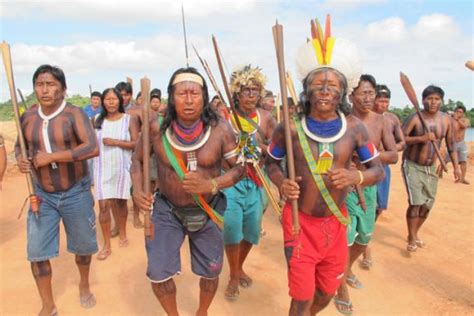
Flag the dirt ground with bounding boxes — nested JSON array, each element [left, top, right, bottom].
[[1, 121, 473, 315]]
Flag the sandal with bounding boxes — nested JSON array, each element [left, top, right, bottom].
[[239, 275, 253, 288], [359, 258, 372, 270], [224, 283, 240, 300], [407, 242, 418, 252], [415, 240, 426, 248], [119, 238, 129, 248], [96, 248, 111, 260], [80, 293, 96, 309], [334, 298, 353, 315], [346, 275, 363, 289]]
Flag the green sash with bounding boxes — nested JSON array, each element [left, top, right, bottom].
[[294, 118, 350, 226], [161, 134, 224, 229]]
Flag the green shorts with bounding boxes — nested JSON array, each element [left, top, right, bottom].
[[401, 159, 438, 209], [345, 185, 377, 246]]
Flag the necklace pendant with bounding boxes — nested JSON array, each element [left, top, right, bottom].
[[187, 152, 197, 171]]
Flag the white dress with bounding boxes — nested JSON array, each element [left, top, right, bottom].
[[94, 114, 132, 200]]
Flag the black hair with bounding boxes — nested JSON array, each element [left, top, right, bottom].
[[353, 74, 377, 92], [210, 95, 220, 103], [32, 64, 67, 90], [422, 85, 444, 100], [94, 88, 124, 130], [91, 91, 102, 98], [115, 81, 133, 94], [300, 67, 351, 116], [150, 88, 162, 101], [375, 84, 391, 99], [136, 92, 142, 99], [160, 67, 217, 133], [455, 105, 466, 113]]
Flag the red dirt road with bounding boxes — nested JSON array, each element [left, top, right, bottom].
[[1, 121, 473, 315]]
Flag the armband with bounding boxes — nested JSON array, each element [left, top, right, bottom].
[[357, 142, 379, 164]]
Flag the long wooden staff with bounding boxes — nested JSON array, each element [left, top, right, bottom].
[[272, 22, 300, 234], [192, 45, 226, 107], [286, 71, 299, 106], [400, 72, 447, 172], [211, 35, 243, 131], [212, 35, 282, 215], [17, 88, 28, 114], [140, 77, 153, 239], [1, 41, 39, 215]]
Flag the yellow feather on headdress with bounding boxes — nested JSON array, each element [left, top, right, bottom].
[[230, 64, 267, 96]]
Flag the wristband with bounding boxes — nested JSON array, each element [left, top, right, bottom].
[[357, 170, 364, 185], [210, 179, 219, 195]]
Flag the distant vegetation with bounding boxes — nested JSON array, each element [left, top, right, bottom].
[[0, 93, 472, 126]]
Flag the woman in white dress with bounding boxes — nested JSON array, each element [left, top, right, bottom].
[[93, 88, 138, 260]]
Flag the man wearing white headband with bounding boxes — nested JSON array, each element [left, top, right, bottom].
[[131, 67, 243, 316], [266, 16, 384, 315]]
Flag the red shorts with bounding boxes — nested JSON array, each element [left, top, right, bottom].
[[282, 203, 348, 301]]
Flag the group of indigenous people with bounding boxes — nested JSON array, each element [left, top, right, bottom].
[[12, 14, 468, 316]]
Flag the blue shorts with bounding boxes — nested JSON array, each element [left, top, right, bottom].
[[376, 165, 391, 210], [27, 176, 98, 262], [223, 179, 264, 245], [146, 194, 224, 282]]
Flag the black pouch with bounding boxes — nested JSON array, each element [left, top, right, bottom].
[[171, 192, 227, 232]]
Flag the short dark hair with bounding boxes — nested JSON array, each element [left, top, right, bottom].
[[150, 88, 162, 101], [91, 91, 102, 98], [422, 85, 444, 100], [264, 90, 274, 98], [353, 74, 376, 92], [115, 81, 133, 94], [210, 95, 220, 103], [455, 105, 466, 113], [376, 84, 391, 99], [136, 91, 142, 99], [32, 64, 67, 90]]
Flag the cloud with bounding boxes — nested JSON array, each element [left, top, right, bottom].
[[368, 17, 407, 42], [413, 14, 461, 40], [1, 0, 260, 23]]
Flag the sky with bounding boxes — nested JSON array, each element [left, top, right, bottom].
[[0, 0, 473, 109]]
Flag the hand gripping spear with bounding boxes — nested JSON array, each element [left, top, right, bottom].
[[1, 41, 40, 217], [212, 36, 282, 216], [140, 77, 153, 239], [400, 72, 448, 172], [272, 22, 300, 235]]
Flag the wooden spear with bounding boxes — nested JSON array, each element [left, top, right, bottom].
[[140, 77, 153, 239], [272, 22, 300, 234], [211, 35, 243, 131], [400, 72, 447, 172], [1, 41, 39, 215]]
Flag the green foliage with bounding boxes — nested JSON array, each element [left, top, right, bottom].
[[389, 105, 415, 123], [0, 93, 91, 121]]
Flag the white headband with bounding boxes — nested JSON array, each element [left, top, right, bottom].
[[172, 73, 203, 86]]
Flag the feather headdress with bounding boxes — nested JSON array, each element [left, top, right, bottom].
[[230, 64, 267, 96], [296, 15, 362, 94]]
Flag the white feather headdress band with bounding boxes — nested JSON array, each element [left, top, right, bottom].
[[295, 18, 362, 94]]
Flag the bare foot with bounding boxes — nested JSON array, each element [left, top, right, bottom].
[[111, 227, 119, 238], [119, 238, 129, 248], [460, 179, 470, 185]]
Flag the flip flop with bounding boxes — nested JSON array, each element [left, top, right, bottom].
[[224, 283, 240, 301], [96, 248, 111, 260], [359, 258, 372, 270], [407, 242, 418, 252], [334, 298, 353, 315], [119, 238, 129, 248], [239, 275, 253, 288], [80, 293, 96, 309], [346, 275, 363, 289], [415, 240, 426, 248]]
